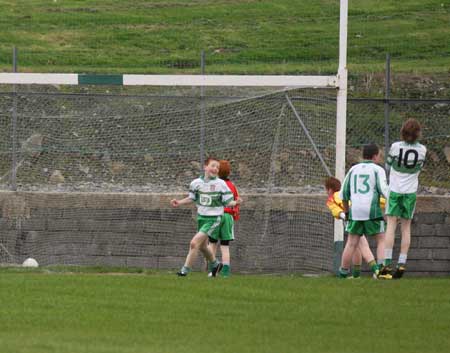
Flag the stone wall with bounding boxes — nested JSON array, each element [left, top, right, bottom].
[[0, 191, 448, 276], [382, 196, 450, 276]]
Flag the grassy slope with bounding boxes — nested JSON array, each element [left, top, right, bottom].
[[0, 0, 448, 74], [1, 271, 450, 353]]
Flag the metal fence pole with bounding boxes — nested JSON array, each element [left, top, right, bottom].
[[11, 46, 18, 191], [384, 53, 391, 173], [199, 50, 206, 170]]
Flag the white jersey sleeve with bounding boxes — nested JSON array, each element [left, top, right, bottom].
[[376, 166, 389, 199], [188, 178, 201, 201]]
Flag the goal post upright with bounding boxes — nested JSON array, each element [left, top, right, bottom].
[[333, 0, 349, 275]]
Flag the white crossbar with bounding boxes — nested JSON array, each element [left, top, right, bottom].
[[124, 75, 338, 87], [0, 73, 337, 88]]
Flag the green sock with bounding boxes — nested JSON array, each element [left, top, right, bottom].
[[384, 258, 392, 266], [221, 264, 230, 277], [352, 265, 361, 278], [368, 260, 379, 274]]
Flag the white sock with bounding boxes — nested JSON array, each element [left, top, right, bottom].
[[398, 253, 407, 264], [385, 248, 393, 260]]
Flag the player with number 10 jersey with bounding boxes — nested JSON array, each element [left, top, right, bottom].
[[386, 141, 426, 219], [381, 118, 427, 279], [387, 141, 427, 195]]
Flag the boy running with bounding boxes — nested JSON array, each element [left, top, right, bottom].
[[171, 157, 242, 277], [382, 118, 427, 279], [338, 144, 390, 279]]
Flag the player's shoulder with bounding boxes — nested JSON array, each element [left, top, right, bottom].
[[225, 179, 237, 187], [348, 161, 369, 174], [214, 177, 227, 185], [417, 142, 427, 152], [373, 163, 386, 173], [400, 140, 426, 150], [388, 141, 400, 151], [190, 177, 203, 187], [412, 142, 427, 155], [332, 191, 342, 202], [347, 163, 360, 173], [216, 178, 230, 189]]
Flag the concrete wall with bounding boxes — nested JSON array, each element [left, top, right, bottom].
[[0, 191, 448, 276]]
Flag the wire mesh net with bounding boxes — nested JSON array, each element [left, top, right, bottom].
[[0, 84, 337, 272]]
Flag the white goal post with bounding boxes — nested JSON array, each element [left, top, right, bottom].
[[0, 1, 348, 273]]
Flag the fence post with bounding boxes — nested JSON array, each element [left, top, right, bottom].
[[11, 46, 18, 191], [199, 50, 206, 170], [384, 53, 391, 173]]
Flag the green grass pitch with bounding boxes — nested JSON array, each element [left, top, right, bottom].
[[1, 269, 449, 353]]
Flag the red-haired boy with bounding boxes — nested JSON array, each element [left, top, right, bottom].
[[208, 160, 241, 278]]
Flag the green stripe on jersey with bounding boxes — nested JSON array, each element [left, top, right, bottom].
[[342, 171, 352, 201]]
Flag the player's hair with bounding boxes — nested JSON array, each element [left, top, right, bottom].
[[204, 157, 219, 166], [324, 176, 341, 192], [362, 143, 379, 159], [218, 160, 231, 179], [400, 118, 421, 143]]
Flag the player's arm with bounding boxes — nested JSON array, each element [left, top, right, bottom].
[[171, 181, 197, 207], [233, 186, 241, 220], [380, 197, 386, 211], [376, 168, 389, 198], [386, 144, 395, 167], [338, 172, 351, 219], [326, 198, 346, 220], [228, 197, 242, 207], [342, 200, 349, 215], [339, 170, 352, 202], [225, 190, 242, 207], [170, 197, 193, 207], [222, 182, 242, 207]]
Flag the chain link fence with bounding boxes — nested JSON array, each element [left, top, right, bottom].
[[347, 98, 450, 191], [0, 84, 448, 192]]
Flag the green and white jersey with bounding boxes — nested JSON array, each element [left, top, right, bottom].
[[340, 161, 389, 221], [189, 176, 234, 216], [387, 141, 427, 193]]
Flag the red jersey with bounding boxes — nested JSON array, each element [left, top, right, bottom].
[[224, 179, 240, 221]]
